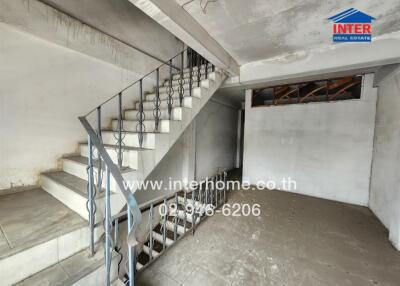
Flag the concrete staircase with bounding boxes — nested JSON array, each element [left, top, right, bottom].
[[1, 65, 226, 285]]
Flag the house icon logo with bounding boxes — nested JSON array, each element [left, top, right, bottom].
[[328, 8, 376, 42]]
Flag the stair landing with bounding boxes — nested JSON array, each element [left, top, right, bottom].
[[0, 188, 85, 258]]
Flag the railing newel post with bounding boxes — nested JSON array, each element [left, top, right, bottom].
[[104, 166, 111, 286], [163, 198, 167, 250], [87, 136, 95, 256], [149, 204, 153, 261], [118, 92, 123, 168]]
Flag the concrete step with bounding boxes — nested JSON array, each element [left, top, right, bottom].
[[62, 155, 133, 192], [0, 189, 99, 286], [111, 119, 171, 133], [101, 130, 157, 149], [145, 86, 203, 101], [142, 245, 160, 259], [158, 78, 210, 94], [125, 107, 184, 121], [41, 171, 104, 220], [137, 262, 144, 271], [165, 220, 185, 236], [80, 143, 147, 170], [176, 209, 201, 225], [152, 231, 174, 247], [165, 71, 218, 87], [15, 243, 119, 286], [135, 96, 196, 110]]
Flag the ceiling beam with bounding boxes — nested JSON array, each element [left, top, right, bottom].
[[128, 0, 240, 75]]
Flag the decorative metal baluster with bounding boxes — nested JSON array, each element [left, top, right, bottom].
[[127, 204, 135, 286], [192, 188, 196, 235], [205, 61, 208, 79], [104, 166, 112, 286], [183, 189, 187, 234], [219, 173, 223, 205], [153, 68, 161, 132], [178, 52, 185, 107], [114, 217, 119, 250], [87, 136, 95, 256], [197, 54, 202, 87], [163, 198, 167, 250], [215, 175, 218, 207], [166, 59, 174, 120], [189, 49, 193, 97], [117, 93, 123, 168], [136, 79, 145, 149], [97, 106, 102, 193], [212, 64, 215, 73], [149, 204, 153, 261], [173, 193, 178, 241], [224, 171, 227, 203], [205, 180, 208, 206]]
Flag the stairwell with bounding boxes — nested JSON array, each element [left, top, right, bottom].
[[0, 50, 227, 285]]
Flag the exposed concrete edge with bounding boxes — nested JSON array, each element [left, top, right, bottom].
[[224, 32, 400, 88], [374, 64, 400, 87], [127, 0, 240, 76], [0, 0, 161, 76]]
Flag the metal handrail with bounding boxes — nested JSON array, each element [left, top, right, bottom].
[[84, 48, 188, 117], [79, 46, 214, 286]]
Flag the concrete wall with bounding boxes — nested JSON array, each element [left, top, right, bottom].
[[195, 99, 238, 179], [243, 74, 377, 206], [135, 97, 239, 204], [0, 22, 155, 190], [370, 68, 400, 250]]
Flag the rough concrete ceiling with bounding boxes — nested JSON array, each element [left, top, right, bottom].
[[176, 0, 400, 65]]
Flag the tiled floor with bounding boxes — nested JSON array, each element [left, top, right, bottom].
[[0, 188, 85, 257], [137, 186, 400, 285]]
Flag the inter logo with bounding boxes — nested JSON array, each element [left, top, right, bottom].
[[328, 8, 376, 42]]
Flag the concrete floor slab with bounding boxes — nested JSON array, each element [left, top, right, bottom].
[[138, 187, 400, 285], [0, 188, 85, 256]]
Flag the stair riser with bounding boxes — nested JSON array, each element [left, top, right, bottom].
[[62, 159, 118, 191], [69, 255, 119, 286], [1, 226, 101, 286], [101, 132, 156, 149], [158, 79, 209, 94], [166, 220, 185, 235], [111, 120, 170, 133], [166, 72, 217, 86], [143, 245, 160, 259], [125, 108, 182, 121], [145, 87, 202, 101], [152, 231, 174, 247], [80, 144, 139, 169], [135, 97, 193, 110], [41, 175, 89, 220]]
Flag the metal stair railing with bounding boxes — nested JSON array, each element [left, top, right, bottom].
[[79, 47, 215, 286], [110, 171, 228, 285]]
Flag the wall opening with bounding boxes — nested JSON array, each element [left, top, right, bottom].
[[251, 75, 363, 107]]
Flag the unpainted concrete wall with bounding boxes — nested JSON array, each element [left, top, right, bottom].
[[370, 68, 400, 250], [0, 23, 151, 189], [135, 97, 239, 204], [243, 74, 377, 206]]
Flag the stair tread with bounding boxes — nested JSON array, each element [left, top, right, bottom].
[[79, 142, 153, 152], [42, 171, 105, 198], [15, 243, 116, 286], [124, 106, 188, 112], [63, 155, 133, 173]]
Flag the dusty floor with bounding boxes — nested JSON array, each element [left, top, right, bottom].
[[0, 188, 85, 258], [137, 182, 400, 285]]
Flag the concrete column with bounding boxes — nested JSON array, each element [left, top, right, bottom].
[[181, 121, 197, 186]]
